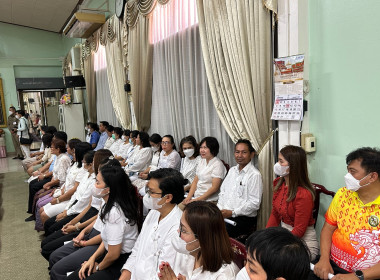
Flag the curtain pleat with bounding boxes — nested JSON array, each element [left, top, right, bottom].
[[197, 0, 274, 229]]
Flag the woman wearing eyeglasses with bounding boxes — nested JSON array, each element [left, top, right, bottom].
[[119, 168, 186, 280], [158, 201, 239, 280], [157, 135, 181, 171]]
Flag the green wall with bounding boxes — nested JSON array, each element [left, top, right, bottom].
[[308, 1, 380, 232], [0, 22, 80, 152]]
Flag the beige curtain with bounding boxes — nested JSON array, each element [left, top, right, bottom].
[[103, 16, 131, 129], [197, 0, 276, 229], [124, 0, 155, 131], [82, 35, 100, 123]]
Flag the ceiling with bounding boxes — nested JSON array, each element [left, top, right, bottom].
[[0, 0, 81, 33]]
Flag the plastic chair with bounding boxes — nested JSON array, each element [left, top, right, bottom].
[[229, 238, 247, 269], [312, 183, 335, 226]]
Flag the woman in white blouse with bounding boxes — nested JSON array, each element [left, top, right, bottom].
[[67, 164, 141, 280], [159, 201, 239, 280], [157, 135, 181, 171], [124, 131, 153, 181], [179, 136, 201, 191], [109, 127, 124, 155], [103, 125, 115, 150], [16, 109, 31, 158], [114, 129, 132, 160], [183, 137, 226, 205], [39, 142, 93, 225]]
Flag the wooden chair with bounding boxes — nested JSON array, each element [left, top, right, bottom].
[[221, 159, 230, 173], [312, 183, 335, 226], [229, 238, 247, 269]]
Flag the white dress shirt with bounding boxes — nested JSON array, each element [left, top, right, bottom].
[[100, 203, 139, 254], [157, 150, 181, 171], [109, 139, 124, 155], [217, 163, 263, 217], [235, 267, 250, 280], [194, 157, 226, 202], [173, 253, 239, 280], [122, 206, 182, 280], [65, 172, 96, 216], [180, 156, 201, 185], [104, 137, 115, 150], [149, 150, 161, 172], [125, 147, 153, 175], [117, 142, 132, 159]]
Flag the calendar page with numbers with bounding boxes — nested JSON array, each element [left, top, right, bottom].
[[271, 55, 304, 121]]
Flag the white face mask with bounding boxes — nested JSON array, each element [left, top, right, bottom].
[[344, 172, 371, 192], [143, 193, 165, 210], [151, 146, 159, 152], [183, 149, 195, 158], [274, 162, 289, 176], [9, 110, 13, 115], [171, 234, 200, 255], [91, 186, 109, 198], [15, 115, 20, 119], [122, 135, 126, 141]]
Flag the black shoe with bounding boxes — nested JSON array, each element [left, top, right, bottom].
[[18, 156, 25, 160], [25, 215, 35, 222], [12, 156, 19, 159]]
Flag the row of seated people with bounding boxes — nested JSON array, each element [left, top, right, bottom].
[[21, 122, 380, 279]]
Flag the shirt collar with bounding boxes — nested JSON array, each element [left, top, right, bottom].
[[349, 189, 380, 207], [236, 162, 253, 174]]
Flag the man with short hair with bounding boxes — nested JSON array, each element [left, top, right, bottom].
[[313, 147, 380, 280], [94, 121, 109, 151], [7, 106, 23, 159], [217, 139, 263, 238]]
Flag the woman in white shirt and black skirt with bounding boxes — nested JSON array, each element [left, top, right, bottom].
[[67, 162, 141, 280]]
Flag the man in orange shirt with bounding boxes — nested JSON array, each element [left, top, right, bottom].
[[313, 147, 380, 280]]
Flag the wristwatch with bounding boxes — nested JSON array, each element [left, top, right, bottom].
[[96, 265, 99, 271], [231, 210, 236, 218], [355, 270, 364, 280]]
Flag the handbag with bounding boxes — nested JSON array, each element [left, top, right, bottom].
[[19, 118, 33, 145]]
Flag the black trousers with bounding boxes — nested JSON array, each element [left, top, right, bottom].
[[28, 177, 51, 213], [225, 215, 257, 238], [41, 207, 99, 259], [308, 255, 350, 280], [66, 251, 130, 280]]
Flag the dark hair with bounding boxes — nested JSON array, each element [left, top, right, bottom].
[[51, 139, 67, 154], [124, 129, 131, 136], [138, 131, 150, 148], [113, 127, 123, 138], [99, 165, 142, 231], [184, 201, 233, 272], [46, 126, 57, 134], [162, 134, 177, 150], [68, 138, 81, 150], [106, 125, 114, 133], [89, 122, 99, 131], [131, 130, 139, 139], [9, 106, 16, 111], [53, 131, 68, 143], [42, 133, 53, 148], [99, 158, 121, 168], [83, 151, 95, 165], [40, 125, 48, 133], [93, 149, 113, 174], [180, 135, 199, 158], [200, 137, 219, 157], [236, 139, 255, 153], [246, 227, 310, 280], [74, 142, 92, 168], [148, 168, 186, 204], [86, 122, 91, 126], [346, 147, 380, 180], [16, 109, 25, 116], [149, 133, 162, 144], [99, 121, 109, 127], [275, 145, 315, 201]]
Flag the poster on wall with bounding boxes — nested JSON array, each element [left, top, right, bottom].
[[271, 54, 304, 121]]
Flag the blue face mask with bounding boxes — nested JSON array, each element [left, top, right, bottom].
[[69, 154, 74, 160], [129, 139, 133, 144]]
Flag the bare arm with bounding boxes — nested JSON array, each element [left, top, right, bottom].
[[313, 222, 336, 279]]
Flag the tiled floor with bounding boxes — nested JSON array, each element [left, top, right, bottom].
[[0, 156, 25, 173]]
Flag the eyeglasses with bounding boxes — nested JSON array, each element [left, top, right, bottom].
[[145, 186, 162, 197], [179, 223, 197, 238], [161, 141, 172, 146]]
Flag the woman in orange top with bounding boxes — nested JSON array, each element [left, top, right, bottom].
[[266, 145, 318, 260]]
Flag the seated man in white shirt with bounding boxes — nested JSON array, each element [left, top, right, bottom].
[[119, 168, 187, 280], [217, 139, 263, 238]]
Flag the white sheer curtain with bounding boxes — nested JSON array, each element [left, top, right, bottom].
[[94, 45, 121, 127], [149, 0, 234, 165]]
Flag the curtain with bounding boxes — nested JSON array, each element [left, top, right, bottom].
[[149, 0, 235, 165], [94, 45, 121, 127], [104, 16, 131, 129], [197, 0, 275, 229], [127, 14, 153, 131]]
